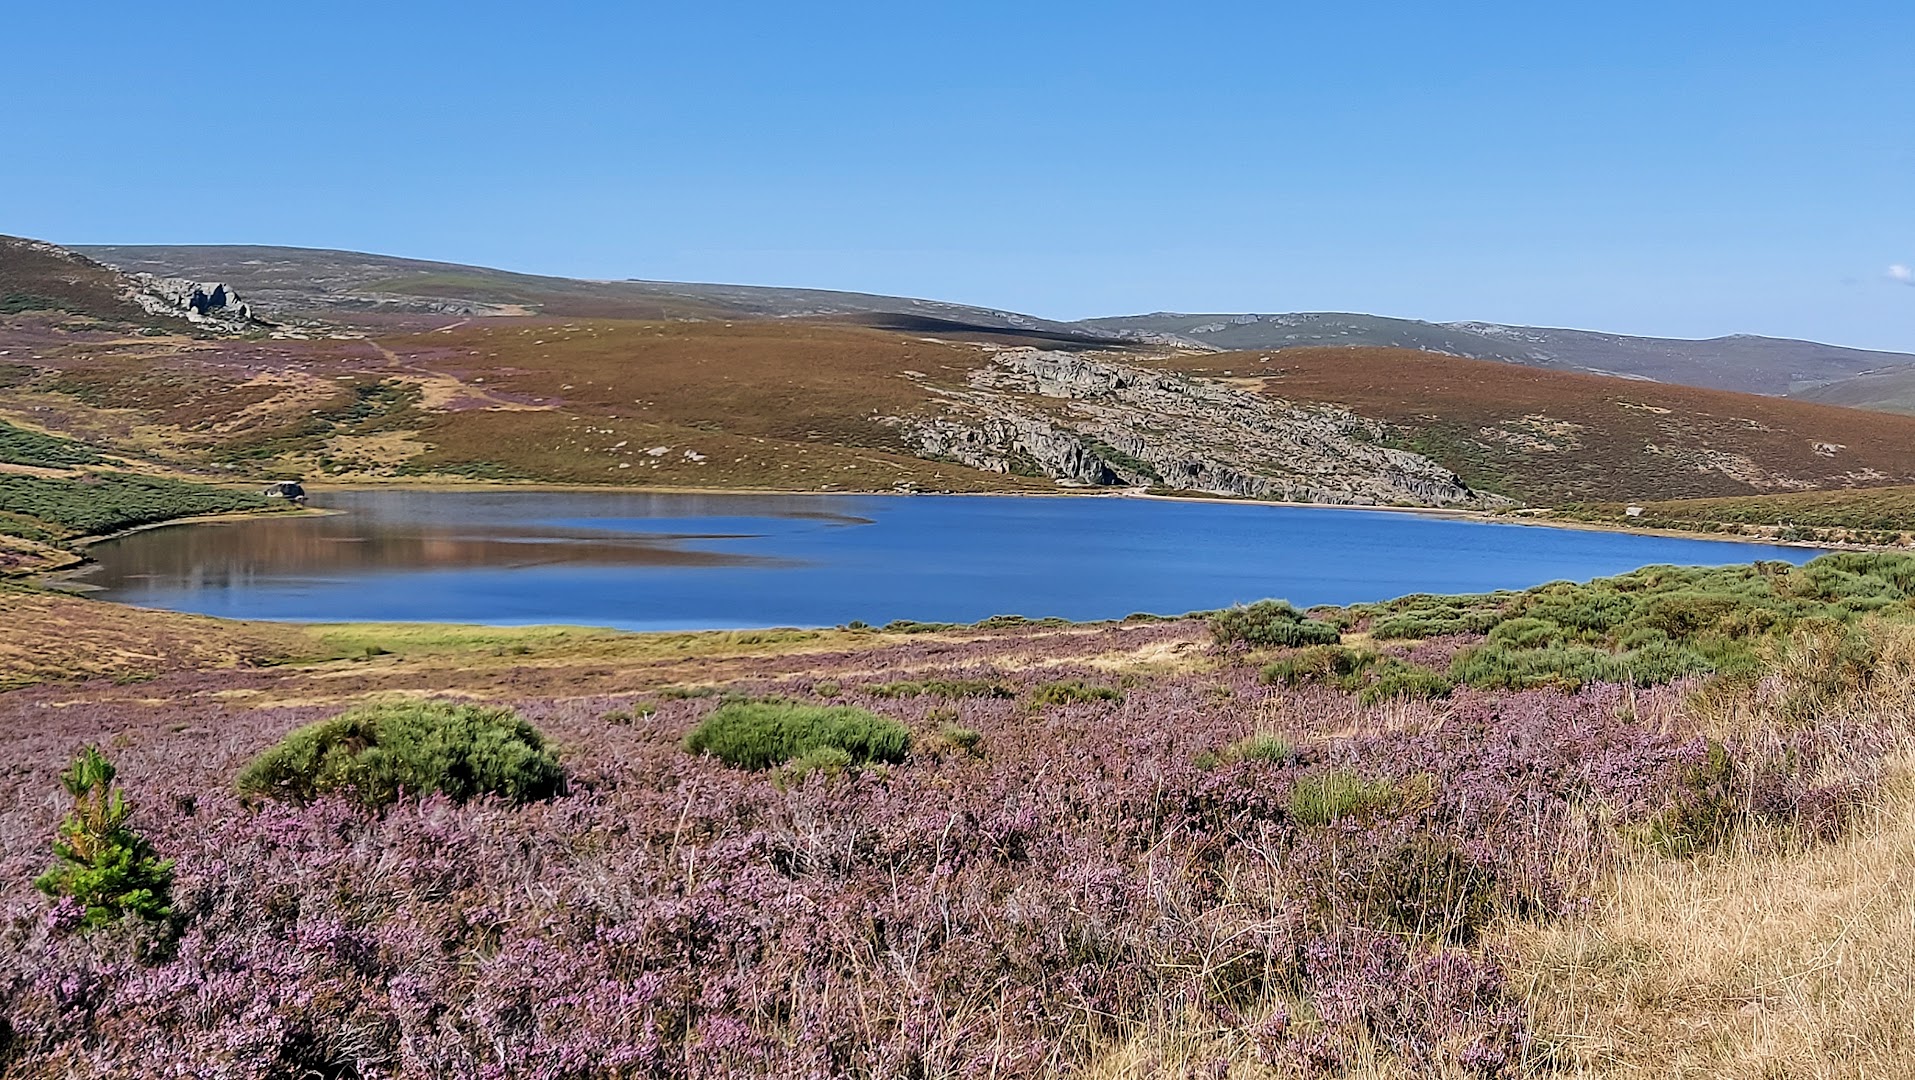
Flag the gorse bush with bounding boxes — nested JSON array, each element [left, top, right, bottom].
[[684, 700, 911, 770], [1209, 600, 1341, 648], [937, 724, 984, 754], [36, 747, 175, 931], [237, 700, 565, 810]]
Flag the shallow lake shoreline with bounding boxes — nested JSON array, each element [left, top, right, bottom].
[[168, 476, 1878, 552]]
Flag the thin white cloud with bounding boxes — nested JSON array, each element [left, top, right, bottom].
[[1891, 263, 1915, 285]]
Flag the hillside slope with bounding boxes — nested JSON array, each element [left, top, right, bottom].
[[1076, 311, 1915, 395], [77, 244, 1915, 396], [3, 237, 1912, 518], [76, 244, 1114, 346], [0, 235, 185, 329], [1788, 367, 1915, 416], [1138, 347, 1915, 504]]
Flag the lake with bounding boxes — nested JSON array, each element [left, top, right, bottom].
[[81, 490, 1823, 630]]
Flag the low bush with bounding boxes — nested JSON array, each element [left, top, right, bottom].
[[867, 678, 1014, 699], [36, 747, 175, 932], [1297, 827, 1501, 944], [1027, 680, 1124, 708], [882, 619, 961, 634], [1261, 645, 1375, 688], [781, 746, 855, 786], [0, 470, 271, 541], [684, 700, 911, 771], [1357, 658, 1455, 705], [656, 685, 721, 700], [1647, 739, 1742, 853], [1209, 600, 1341, 648], [236, 700, 565, 810], [937, 724, 984, 755], [0, 420, 102, 468], [1366, 596, 1506, 639]]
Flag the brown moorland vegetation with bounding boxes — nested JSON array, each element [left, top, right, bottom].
[[0, 316, 1054, 493], [0, 236, 181, 329], [1144, 347, 1915, 504], [1560, 485, 1915, 546]]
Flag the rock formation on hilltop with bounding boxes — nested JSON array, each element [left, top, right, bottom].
[[127, 274, 263, 329]]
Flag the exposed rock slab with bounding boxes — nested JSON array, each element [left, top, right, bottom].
[[896, 349, 1509, 508]]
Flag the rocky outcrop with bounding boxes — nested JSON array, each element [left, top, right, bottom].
[[127, 275, 263, 329], [896, 350, 1510, 508]]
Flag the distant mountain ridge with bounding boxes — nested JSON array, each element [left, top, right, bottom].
[[71, 244, 1915, 397], [1070, 312, 1915, 396]]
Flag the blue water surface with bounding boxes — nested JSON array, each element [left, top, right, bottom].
[[84, 490, 1824, 630]]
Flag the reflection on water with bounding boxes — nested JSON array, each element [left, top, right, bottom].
[[82, 491, 852, 590], [84, 489, 1827, 631]]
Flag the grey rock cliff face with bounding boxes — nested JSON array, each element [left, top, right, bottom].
[[897, 349, 1508, 508], [127, 275, 259, 327]]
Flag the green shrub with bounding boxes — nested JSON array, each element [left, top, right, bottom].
[[1027, 680, 1124, 708], [867, 678, 1014, 699], [237, 700, 565, 810], [1261, 645, 1376, 688], [1486, 616, 1557, 648], [1227, 733, 1297, 765], [35, 747, 175, 931], [938, 724, 985, 755], [782, 745, 854, 785], [0, 471, 272, 541], [1366, 596, 1507, 640], [1647, 740, 1743, 853], [0, 420, 103, 468], [1209, 600, 1341, 648], [1357, 659, 1455, 704], [882, 619, 960, 634], [684, 700, 911, 770], [1290, 770, 1398, 826], [810, 680, 842, 698]]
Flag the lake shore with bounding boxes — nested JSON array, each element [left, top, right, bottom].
[[244, 476, 1870, 551]]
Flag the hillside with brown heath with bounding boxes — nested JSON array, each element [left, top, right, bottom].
[[11, 229, 1915, 513], [1142, 346, 1915, 504]]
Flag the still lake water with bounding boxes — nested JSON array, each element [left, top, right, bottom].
[[83, 490, 1823, 631]]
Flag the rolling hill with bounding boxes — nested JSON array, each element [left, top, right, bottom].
[[1075, 312, 1915, 396], [8, 234, 1915, 544], [74, 244, 1116, 346], [75, 244, 1915, 396], [1787, 366, 1915, 416]]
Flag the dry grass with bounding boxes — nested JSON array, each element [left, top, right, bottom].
[[1507, 756, 1915, 1079], [0, 587, 308, 689]]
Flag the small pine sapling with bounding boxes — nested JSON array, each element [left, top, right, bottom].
[[36, 746, 175, 931]]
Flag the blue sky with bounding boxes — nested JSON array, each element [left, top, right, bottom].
[[7, 2, 1912, 349]]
